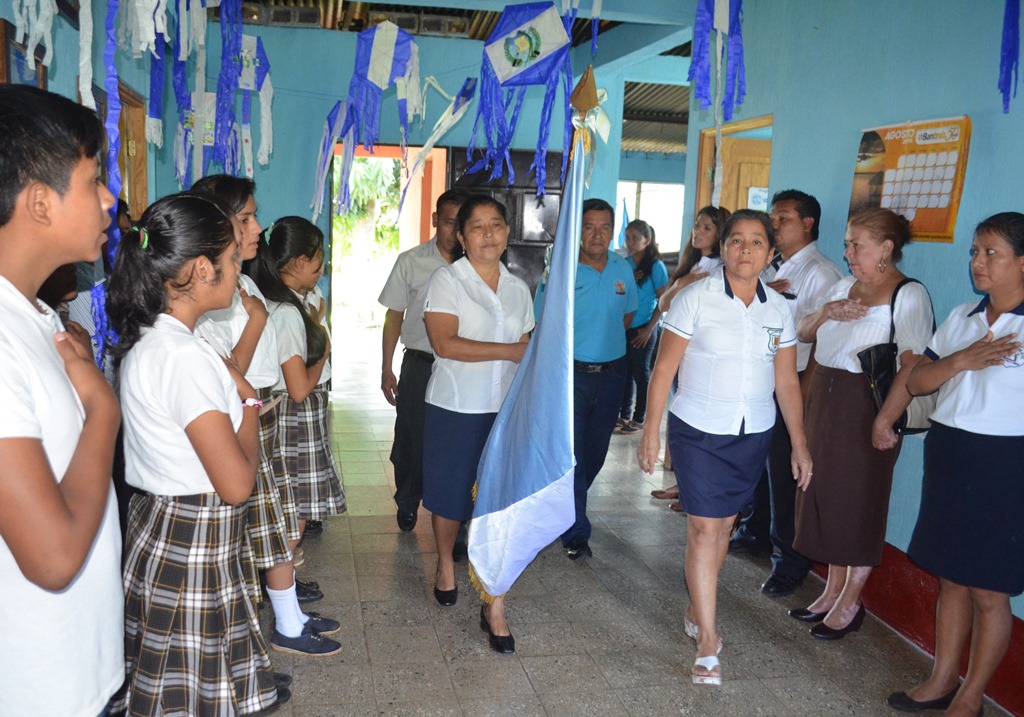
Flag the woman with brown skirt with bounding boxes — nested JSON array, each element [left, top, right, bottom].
[[792, 209, 934, 639]]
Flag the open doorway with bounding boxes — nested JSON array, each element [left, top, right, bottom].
[[694, 114, 773, 215], [327, 145, 447, 385]]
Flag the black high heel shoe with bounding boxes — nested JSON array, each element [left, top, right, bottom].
[[433, 584, 457, 607], [479, 604, 515, 654], [810, 603, 865, 640], [788, 607, 827, 623]]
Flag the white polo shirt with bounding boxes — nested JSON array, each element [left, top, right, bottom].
[[305, 286, 331, 385], [695, 255, 723, 275], [0, 275, 123, 717], [664, 267, 796, 435], [196, 274, 281, 390], [269, 297, 329, 392], [813, 277, 934, 373], [121, 314, 244, 495], [423, 258, 535, 414], [766, 242, 843, 371], [378, 237, 449, 353], [926, 298, 1024, 436]]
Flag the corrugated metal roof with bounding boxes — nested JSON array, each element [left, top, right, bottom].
[[622, 83, 688, 154]]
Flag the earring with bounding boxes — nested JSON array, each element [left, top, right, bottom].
[[877, 257, 887, 273]]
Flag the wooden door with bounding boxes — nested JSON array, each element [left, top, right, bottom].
[[718, 138, 771, 211]]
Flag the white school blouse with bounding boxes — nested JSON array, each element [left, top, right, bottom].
[[195, 274, 281, 390], [812, 276, 934, 373], [121, 314, 244, 495], [0, 275, 123, 717], [305, 285, 331, 385], [926, 298, 1024, 436], [423, 258, 535, 414], [268, 298, 317, 393], [663, 268, 796, 435]]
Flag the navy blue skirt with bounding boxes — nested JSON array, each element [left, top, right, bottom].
[[422, 404, 497, 521], [908, 422, 1024, 595], [669, 413, 773, 518]]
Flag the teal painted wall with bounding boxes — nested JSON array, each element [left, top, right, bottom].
[[619, 152, 686, 184], [683, 0, 1023, 615]]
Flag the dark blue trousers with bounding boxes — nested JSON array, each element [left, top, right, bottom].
[[620, 325, 660, 423], [562, 357, 626, 546]]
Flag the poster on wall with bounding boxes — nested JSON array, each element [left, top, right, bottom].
[[849, 116, 971, 243]]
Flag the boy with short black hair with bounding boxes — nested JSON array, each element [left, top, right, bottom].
[[0, 84, 124, 716]]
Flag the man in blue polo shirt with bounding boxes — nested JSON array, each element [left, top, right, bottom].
[[536, 198, 637, 559]]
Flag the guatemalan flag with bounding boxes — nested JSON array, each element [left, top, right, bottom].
[[467, 132, 585, 598], [467, 1, 573, 193]]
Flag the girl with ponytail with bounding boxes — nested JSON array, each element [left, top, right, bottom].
[[106, 192, 282, 716], [248, 216, 346, 550], [192, 175, 341, 660]]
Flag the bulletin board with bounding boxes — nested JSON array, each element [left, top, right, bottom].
[[849, 116, 971, 243]]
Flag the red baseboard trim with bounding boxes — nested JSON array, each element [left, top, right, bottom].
[[812, 544, 1024, 716]]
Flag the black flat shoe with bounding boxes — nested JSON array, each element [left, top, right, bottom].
[[479, 605, 515, 654], [810, 603, 865, 640], [788, 607, 827, 623], [433, 584, 457, 607], [886, 685, 959, 712], [295, 579, 324, 604]]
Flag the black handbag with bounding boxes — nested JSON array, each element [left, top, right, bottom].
[[856, 278, 935, 435]]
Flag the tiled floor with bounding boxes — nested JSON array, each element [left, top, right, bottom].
[[262, 325, 1011, 717]]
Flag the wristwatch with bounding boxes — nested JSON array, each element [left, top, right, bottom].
[[242, 397, 264, 409]]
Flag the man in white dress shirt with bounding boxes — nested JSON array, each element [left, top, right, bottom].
[[734, 190, 844, 598], [379, 189, 469, 532]]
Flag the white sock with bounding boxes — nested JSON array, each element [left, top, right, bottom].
[[267, 584, 307, 638]]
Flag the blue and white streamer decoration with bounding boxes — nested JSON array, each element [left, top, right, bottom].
[[688, 0, 745, 121], [335, 21, 423, 212], [398, 76, 477, 212], [688, 0, 746, 205], [239, 34, 274, 176], [103, 0, 124, 265], [1000, 0, 1020, 113], [147, 34, 166, 147], [466, 1, 573, 194], [212, 0, 243, 172], [310, 100, 346, 223]]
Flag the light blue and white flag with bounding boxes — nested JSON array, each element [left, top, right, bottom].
[[615, 197, 630, 251], [467, 131, 586, 598]]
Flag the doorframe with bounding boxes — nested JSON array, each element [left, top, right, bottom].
[[694, 114, 774, 215]]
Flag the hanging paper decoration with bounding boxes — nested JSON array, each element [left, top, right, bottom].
[[398, 76, 477, 212], [103, 0, 125, 265], [78, 0, 96, 110], [212, 0, 243, 171], [172, 52, 193, 187], [147, 34, 166, 148], [12, 0, 57, 70], [567, 65, 609, 186], [335, 20, 423, 212], [239, 34, 274, 176], [590, 0, 602, 56], [1000, 0, 1020, 113], [466, 1, 573, 194], [310, 100, 346, 223], [688, 0, 746, 121]]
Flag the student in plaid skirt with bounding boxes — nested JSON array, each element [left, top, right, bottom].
[[249, 218, 346, 541], [107, 193, 282, 715], [193, 176, 341, 658]]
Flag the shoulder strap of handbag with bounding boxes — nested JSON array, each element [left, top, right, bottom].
[[887, 277, 935, 343]]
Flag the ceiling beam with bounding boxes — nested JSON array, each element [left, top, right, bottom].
[[358, 0, 691, 26], [576, 23, 693, 77], [625, 55, 691, 86]]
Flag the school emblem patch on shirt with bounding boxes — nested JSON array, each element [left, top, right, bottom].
[[764, 326, 783, 354], [1004, 346, 1024, 368], [614, 280, 626, 295]]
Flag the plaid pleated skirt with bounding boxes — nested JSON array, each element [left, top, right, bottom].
[[277, 383, 345, 520], [120, 492, 278, 717], [246, 386, 293, 571]]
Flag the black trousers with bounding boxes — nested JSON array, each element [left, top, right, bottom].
[[390, 351, 432, 512]]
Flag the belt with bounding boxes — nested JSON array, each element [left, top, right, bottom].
[[574, 360, 614, 373], [406, 349, 434, 364]]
